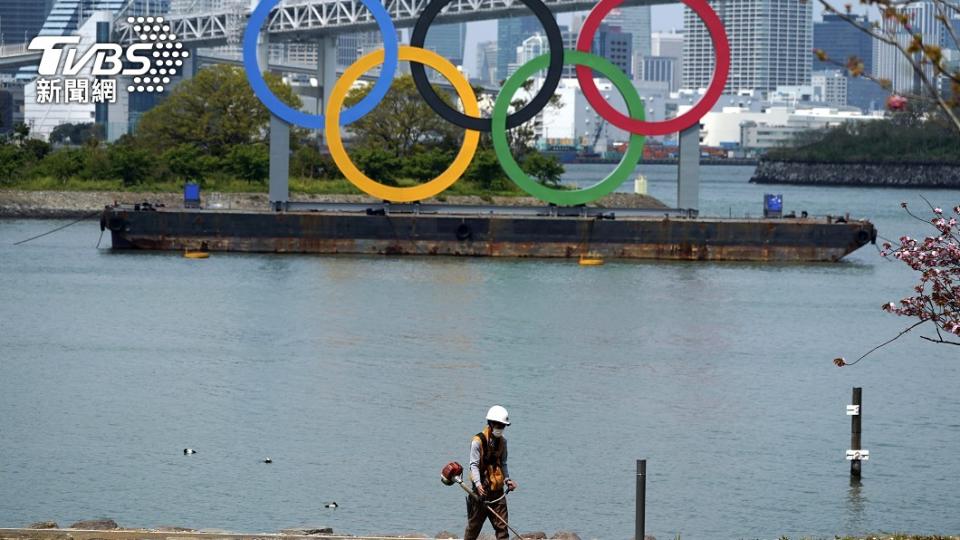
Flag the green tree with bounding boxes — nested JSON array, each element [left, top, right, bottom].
[[40, 148, 85, 182], [521, 152, 564, 187], [12, 122, 30, 145], [49, 123, 104, 146], [136, 65, 301, 156], [291, 145, 325, 179], [352, 147, 401, 185], [767, 120, 960, 163], [465, 148, 511, 191], [341, 75, 462, 159], [402, 148, 455, 182], [163, 143, 222, 183], [21, 138, 51, 162], [108, 136, 158, 186], [0, 144, 24, 185], [226, 144, 269, 183], [80, 143, 110, 181]]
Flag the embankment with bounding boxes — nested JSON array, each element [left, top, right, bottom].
[[0, 526, 588, 540], [750, 160, 960, 188], [0, 191, 667, 219]]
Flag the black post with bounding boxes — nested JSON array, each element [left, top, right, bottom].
[[636, 459, 646, 540], [851, 387, 862, 477]]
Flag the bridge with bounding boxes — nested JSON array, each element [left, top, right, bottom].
[[113, 0, 673, 46]]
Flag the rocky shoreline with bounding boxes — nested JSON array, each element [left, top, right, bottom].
[[1, 521, 594, 540], [3, 523, 956, 540], [750, 160, 960, 188], [0, 190, 667, 219]]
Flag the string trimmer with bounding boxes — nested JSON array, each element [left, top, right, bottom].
[[440, 461, 522, 538]]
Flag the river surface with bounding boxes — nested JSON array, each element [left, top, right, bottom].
[[2, 165, 960, 539]]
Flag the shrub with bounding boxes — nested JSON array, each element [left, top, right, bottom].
[[401, 148, 454, 183], [108, 139, 157, 186], [521, 152, 564, 187], [226, 144, 269, 183], [465, 149, 511, 191], [41, 148, 86, 183], [353, 147, 400, 186]]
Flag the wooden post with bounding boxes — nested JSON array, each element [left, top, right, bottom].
[[851, 387, 862, 477], [636, 459, 646, 540]]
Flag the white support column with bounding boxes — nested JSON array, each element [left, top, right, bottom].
[[317, 35, 337, 123], [270, 115, 290, 208], [260, 29, 290, 208], [677, 123, 700, 212]]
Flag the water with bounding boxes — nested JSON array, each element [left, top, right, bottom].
[[2, 166, 960, 539]]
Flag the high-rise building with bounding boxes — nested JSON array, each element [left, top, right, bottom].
[[640, 56, 678, 91], [568, 16, 633, 79], [497, 16, 542, 81], [424, 22, 466, 66], [813, 13, 887, 111], [517, 33, 548, 66], [597, 24, 633, 78], [873, 0, 960, 95], [812, 69, 847, 106], [683, 0, 812, 92], [16, 0, 136, 81], [606, 5, 651, 71], [475, 40, 497, 84], [651, 31, 683, 88], [0, 1, 55, 46], [36, 0, 127, 37]]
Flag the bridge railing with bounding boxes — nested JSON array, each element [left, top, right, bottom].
[[0, 43, 29, 59], [113, 0, 662, 45]]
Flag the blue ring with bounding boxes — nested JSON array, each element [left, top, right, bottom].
[[242, 0, 399, 128]]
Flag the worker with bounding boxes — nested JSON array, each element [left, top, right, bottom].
[[464, 405, 518, 540]]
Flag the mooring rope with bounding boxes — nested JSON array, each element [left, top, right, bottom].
[[13, 210, 101, 246]]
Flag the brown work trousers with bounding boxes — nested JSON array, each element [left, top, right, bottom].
[[464, 495, 509, 540]]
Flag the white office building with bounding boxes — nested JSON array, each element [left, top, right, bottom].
[[683, 0, 812, 92], [689, 104, 883, 148], [812, 70, 847, 107], [650, 31, 683, 88]]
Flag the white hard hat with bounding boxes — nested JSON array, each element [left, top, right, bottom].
[[486, 405, 510, 425]]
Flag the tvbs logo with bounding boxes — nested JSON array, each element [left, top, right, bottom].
[[31, 36, 153, 77], [29, 16, 187, 98]]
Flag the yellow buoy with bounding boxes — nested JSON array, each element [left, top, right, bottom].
[[579, 253, 604, 266]]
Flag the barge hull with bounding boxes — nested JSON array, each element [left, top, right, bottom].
[[103, 207, 875, 262]]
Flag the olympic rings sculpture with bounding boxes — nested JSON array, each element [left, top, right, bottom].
[[243, 0, 730, 205]]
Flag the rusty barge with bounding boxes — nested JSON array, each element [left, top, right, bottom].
[[100, 202, 876, 262]]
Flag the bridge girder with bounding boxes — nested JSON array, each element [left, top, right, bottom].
[[113, 0, 674, 46]]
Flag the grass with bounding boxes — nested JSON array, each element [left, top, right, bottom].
[[2, 176, 536, 198]]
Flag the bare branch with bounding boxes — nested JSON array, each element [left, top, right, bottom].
[[841, 320, 926, 365], [920, 335, 960, 345]]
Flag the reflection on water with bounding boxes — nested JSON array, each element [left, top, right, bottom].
[[845, 477, 867, 534]]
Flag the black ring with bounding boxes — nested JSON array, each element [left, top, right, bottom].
[[410, 0, 564, 132]]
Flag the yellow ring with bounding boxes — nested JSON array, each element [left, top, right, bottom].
[[326, 46, 480, 202]]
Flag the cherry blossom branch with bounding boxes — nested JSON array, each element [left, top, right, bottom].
[[920, 335, 960, 345], [835, 320, 926, 366]]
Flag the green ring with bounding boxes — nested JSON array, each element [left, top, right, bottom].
[[491, 50, 646, 206]]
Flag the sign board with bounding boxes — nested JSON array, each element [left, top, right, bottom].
[[846, 449, 869, 461], [846, 405, 860, 416]]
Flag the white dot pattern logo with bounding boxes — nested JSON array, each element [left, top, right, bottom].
[[126, 16, 185, 94]]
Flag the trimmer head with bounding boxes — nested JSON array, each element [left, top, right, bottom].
[[440, 461, 464, 486]]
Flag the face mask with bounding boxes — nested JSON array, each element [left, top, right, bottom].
[[492, 428, 503, 438]]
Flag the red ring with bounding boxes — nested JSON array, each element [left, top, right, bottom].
[[575, 0, 730, 136]]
